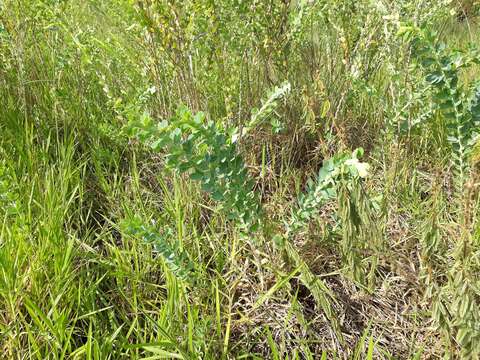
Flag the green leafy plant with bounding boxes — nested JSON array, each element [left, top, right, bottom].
[[285, 149, 377, 286], [125, 97, 376, 340], [278, 148, 373, 342], [400, 25, 480, 191], [237, 81, 291, 139], [122, 218, 195, 282], [284, 148, 370, 241], [398, 24, 480, 357], [126, 106, 261, 230]]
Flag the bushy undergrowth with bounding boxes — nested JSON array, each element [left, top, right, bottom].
[[1, 0, 480, 359]]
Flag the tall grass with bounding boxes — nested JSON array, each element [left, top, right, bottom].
[[1, 0, 480, 358]]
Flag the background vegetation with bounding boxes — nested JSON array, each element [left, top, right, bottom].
[[1, 0, 480, 358]]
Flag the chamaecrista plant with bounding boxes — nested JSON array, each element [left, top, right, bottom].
[[124, 82, 292, 232], [398, 24, 480, 357], [119, 84, 295, 292], [124, 90, 370, 240], [122, 218, 195, 282], [125, 105, 261, 231], [399, 24, 480, 193], [123, 79, 375, 347], [284, 148, 370, 241], [282, 148, 377, 288]]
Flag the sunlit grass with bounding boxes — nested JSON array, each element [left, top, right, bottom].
[[1, 0, 479, 358]]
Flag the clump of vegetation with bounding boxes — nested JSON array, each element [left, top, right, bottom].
[[1, 0, 480, 358]]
